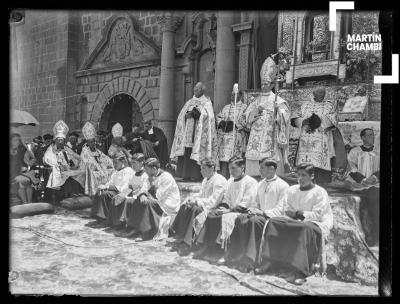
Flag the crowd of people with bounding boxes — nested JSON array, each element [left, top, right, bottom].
[[9, 49, 380, 286]]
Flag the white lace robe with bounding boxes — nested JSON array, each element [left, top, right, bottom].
[[80, 145, 114, 196], [293, 99, 337, 171], [216, 101, 248, 162], [170, 95, 217, 165]]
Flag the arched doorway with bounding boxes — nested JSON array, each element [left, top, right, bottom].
[[99, 93, 143, 135]]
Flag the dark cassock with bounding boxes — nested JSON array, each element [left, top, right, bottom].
[[142, 121, 170, 168], [170, 172, 227, 246], [226, 175, 289, 269], [170, 87, 217, 181], [90, 152, 135, 225], [258, 183, 333, 278], [43, 120, 85, 200], [111, 167, 148, 228], [195, 174, 258, 258], [346, 142, 380, 246], [128, 168, 181, 240]]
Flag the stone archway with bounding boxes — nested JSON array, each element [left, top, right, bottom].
[[98, 93, 144, 134], [89, 76, 155, 129]]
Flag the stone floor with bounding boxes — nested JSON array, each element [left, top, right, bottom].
[[9, 205, 378, 296]]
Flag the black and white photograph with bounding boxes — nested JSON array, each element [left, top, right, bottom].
[[9, 8, 395, 296]]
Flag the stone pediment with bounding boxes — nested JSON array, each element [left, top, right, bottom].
[[79, 14, 161, 72]]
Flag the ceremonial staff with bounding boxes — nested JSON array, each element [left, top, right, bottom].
[[272, 53, 282, 155], [232, 83, 239, 156]]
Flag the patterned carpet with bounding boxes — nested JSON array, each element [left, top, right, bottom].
[[9, 207, 377, 295]]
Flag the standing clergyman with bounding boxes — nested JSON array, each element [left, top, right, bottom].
[[170, 82, 217, 182], [216, 89, 248, 179], [292, 86, 338, 184], [142, 119, 169, 169], [243, 51, 290, 177]]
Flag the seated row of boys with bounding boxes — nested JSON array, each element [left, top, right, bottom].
[[88, 153, 332, 285]]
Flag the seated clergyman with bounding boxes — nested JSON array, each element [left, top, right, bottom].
[[113, 153, 149, 238], [126, 158, 181, 241], [193, 156, 258, 263], [169, 158, 227, 255], [221, 158, 289, 272], [346, 128, 380, 246], [80, 121, 114, 196], [43, 120, 85, 202], [255, 163, 333, 285], [89, 151, 135, 228]]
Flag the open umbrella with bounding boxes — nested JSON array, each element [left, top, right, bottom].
[[11, 109, 40, 127]]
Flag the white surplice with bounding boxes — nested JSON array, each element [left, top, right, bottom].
[[347, 146, 380, 183], [283, 184, 333, 240], [194, 173, 228, 209], [255, 175, 290, 218], [139, 170, 181, 216], [103, 166, 135, 197], [217, 175, 258, 248], [191, 173, 228, 236], [138, 170, 181, 240]]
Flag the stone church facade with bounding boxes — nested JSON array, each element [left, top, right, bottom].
[[10, 10, 381, 148]]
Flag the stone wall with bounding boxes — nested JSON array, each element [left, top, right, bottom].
[[76, 66, 160, 130], [80, 11, 162, 60], [10, 10, 80, 142]]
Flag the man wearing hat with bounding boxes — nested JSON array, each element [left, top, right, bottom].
[[89, 151, 135, 228], [216, 87, 248, 179], [142, 119, 169, 169], [243, 54, 291, 177], [43, 120, 85, 202], [42, 134, 54, 149], [221, 157, 289, 272], [108, 123, 131, 161], [95, 130, 108, 154], [67, 131, 80, 154], [80, 122, 115, 196]]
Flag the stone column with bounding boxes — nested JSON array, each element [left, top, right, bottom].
[[213, 12, 236, 114], [332, 12, 342, 60], [233, 21, 253, 91], [156, 13, 183, 152]]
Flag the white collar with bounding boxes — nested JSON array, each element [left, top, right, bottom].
[[264, 175, 278, 183]]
